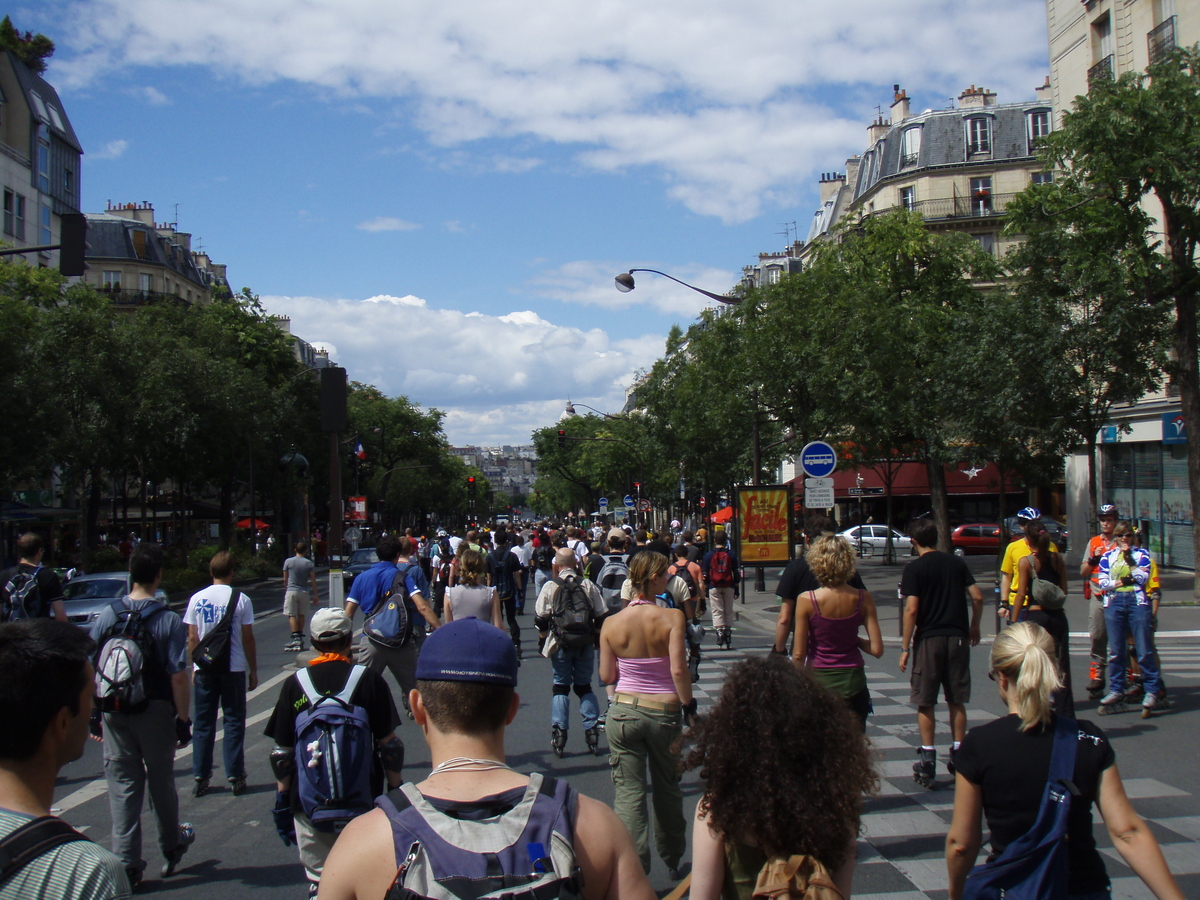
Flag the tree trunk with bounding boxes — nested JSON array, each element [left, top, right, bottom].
[[1085, 433, 1099, 524], [219, 481, 233, 549], [1172, 281, 1200, 599], [926, 446, 951, 554]]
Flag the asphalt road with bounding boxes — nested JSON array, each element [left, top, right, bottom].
[[53, 563, 1200, 899]]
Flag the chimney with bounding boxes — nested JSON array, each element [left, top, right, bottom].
[[1034, 75, 1052, 104], [106, 201, 156, 226], [818, 171, 846, 204], [866, 115, 890, 146], [890, 84, 911, 122], [959, 85, 997, 108]]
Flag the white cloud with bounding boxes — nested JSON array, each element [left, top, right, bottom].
[[88, 139, 128, 160], [49, 0, 1050, 222], [139, 86, 169, 105], [260, 291, 665, 445], [356, 216, 421, 232]]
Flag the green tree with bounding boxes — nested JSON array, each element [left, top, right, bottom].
[[0, 16, 54, 74]]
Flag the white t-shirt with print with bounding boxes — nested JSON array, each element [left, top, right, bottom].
[[183, 584, 256, 672]]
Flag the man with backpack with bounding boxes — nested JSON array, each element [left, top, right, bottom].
[[89, 545, 194, 890], [317, 617, 654, 900], [183, 550, 257, 799], [534, 549, 608, 758], [430, 529, 454, 619], [596, 531, 632, 616], [487, 532, 525, 660], [263, 608, 404, 898], [0, 618, 132, 899], [703, 531, 741, 650], [344, 535, 440, 719], [0, 533, 67, 623], [530, 532, 557, 600]]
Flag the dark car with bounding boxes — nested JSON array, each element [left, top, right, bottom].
[[342, 548, 379, 589], [61, 572, 171, 629], [1003, 516, 1069, 554], [950, 523, 1003, 556]]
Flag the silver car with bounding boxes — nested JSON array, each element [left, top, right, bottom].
[[837, 525, 915, 558], [61, 572, 171, 629]]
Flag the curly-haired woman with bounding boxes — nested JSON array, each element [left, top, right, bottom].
[[599, 550, 693, 878], [442, 549, 503, 629], [685, 655, 876, 899], [791, 534, 883, 729]]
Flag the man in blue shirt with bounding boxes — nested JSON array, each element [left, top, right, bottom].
[[344, 535, 440, 718]]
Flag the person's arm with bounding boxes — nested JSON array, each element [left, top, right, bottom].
[[998, 545, 1014, 618], [900, 594, 918, 671], [945, 772, 984, 900], [573, 795, 657, 900], [1096, 764, 1185, 899], [410, 591, 440, 629], [344, 598, 359, 620], [967, 584, 983, 646], [1013, 556, 1031, 619], [242, 624, 258, 691], [376, 734, 405, 790], [170, 670, 191, 723], [1080, 539, 1095, 579], [690, 807, 726, 900], [50, 599, 67, 622], [282, 564, 290, 591], [490, 587, 504, 630], [859, 591, 884, 658], [598, 621, 617, 685], [187, 623, 200, 664], [668, 612, 692, 705], [790, 593, 813, 665], [773, 598, 794, 654], [309, 567, 319, 597]]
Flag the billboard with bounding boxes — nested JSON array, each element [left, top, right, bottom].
[[735, 484, 794, 566], [347, 496, 368, 522]]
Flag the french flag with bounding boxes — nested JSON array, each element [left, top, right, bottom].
[[354, 440, 367, 461]]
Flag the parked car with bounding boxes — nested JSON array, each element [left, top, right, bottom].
[[838, 525, 915, 556], [1002, 516, 1070, 553], [950, 523, 1004, 556], [61, 572, 171, 629], [342, 547, 379, 589]]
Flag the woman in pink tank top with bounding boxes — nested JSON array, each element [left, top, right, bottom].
[[792, 534, 883, 730], [599, 551, 693, 876]]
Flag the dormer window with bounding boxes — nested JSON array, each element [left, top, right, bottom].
[[966, 117, 991, 155], [1027, 109, 1052, 150], [901, 126, 922, 168]]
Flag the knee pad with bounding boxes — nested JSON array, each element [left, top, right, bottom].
[[573, 683, 593, 699], [552, 683, 572, 697]]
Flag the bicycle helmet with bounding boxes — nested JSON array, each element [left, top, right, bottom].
[[1017, 506, 1040, 521], [1098, 504, 1118, 518]]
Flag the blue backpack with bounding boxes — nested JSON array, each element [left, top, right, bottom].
[[293, 665, 375, 833], [363, 563, 417, 648], [963, 715, 1080, 900]]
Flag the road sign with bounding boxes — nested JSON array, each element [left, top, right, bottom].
[[805, 477, 833, 489], [799, 441, 837, 478], [637, 499, 651, 512], [699, 496, 707, 508], [599, 497, 609, 509], [624, 494, 635, 508], [805, 485, 835, 508]]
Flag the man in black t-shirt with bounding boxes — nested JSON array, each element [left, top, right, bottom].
[[486, 533, 524, 658], [771, 516, 865, 655], [0, 533, 66, 622], [264, 608, 403, 895], [898, 520, 983, 783]]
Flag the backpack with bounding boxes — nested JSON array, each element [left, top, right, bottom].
[[192, 587, 240, 674], [0, 566, 43, 622], [436, 539, 453, 581], [364, 564, 417, 648], [668, 562, 698, 599], [596, 555, 629, 615], [94, 599, 168, 714], [709, 549, 735, 588], [1027, 556, 1067, 612], [550, 577, 596, 651], [294, 665, 376, 833], [489, 549, 516, 599], [752, 854, 844, 900], [962, 715, 1079, 900], [376, 772, 583, 900]]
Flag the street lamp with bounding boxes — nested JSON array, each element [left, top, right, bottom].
[[614, 269, 737, 305], [564, 400, 623, 419]]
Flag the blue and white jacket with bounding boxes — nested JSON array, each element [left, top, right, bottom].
[[1097, 545, 1151, 606]]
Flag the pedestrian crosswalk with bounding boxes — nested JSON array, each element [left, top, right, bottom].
[[689, 636, 1200, 899]]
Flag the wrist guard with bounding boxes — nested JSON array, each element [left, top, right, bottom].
[[174, 717, 192, 746], [379, 737, 405, 774], [683, 698, 698, 718]]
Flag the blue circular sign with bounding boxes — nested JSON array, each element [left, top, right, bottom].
[[624, 494, 635, 508], [599, 497, 609, 508], [799, 441, 837, 478]]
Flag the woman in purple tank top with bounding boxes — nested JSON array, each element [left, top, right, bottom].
[[792, 534, 883, 730]]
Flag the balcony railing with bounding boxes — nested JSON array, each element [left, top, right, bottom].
[[1148, 16, 1177, 65], [1088, 54, 1114, 88], [98, 287, 188, 306], [870, 192, 1016, 222]]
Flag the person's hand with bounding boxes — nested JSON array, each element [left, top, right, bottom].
[[1089, 555, 1102, 567], [969, 626, 981, 647], [1151, 613, 1159, 632], [248, 671, 259, 692], [682, 698, 698, 727], [899, 649, 909, 672], [89, 709, 103, 742], [272, 791, 296, 846], [1121, 575, 1135, 587], [733, 588, 740, 599], [997, 605, 1010, 620], [174, 717, 192, 748]]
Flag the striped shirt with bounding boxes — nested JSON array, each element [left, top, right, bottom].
[[0, 809, 130, 900]]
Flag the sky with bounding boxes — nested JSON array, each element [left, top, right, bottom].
[[29, 0, 1050, 446]]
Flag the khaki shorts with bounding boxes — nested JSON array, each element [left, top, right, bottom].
[[284, 590, 311, 618], [909, 635, 971, 707]]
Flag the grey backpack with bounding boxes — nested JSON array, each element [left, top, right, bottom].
[[1028, 557, 1067, 611]]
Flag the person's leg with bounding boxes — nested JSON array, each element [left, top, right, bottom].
[[502, 593, 520, 653], [138, 702, 183, 858], [917, 706, 937, 746], [574, 648, 600, 730], [944, 636, 971, 743], [1089, 597, 1108, 688], [551, 652, 572, 732], [1129, 602, 1162, 697], [606, 702, 651, 873], [947, 704, 967, 742], [103, 713, 147, 872], [1104, 598, 1130, 696], [191, 671, 219, 785], [294, 811, 338, 887], [645, 706, 686, 872], [221, 671, 248, 783]]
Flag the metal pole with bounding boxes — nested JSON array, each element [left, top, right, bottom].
[[328, 432, 345, 608], [752, 391, 766, 593]]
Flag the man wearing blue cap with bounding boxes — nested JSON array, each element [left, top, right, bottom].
[[318, 618, 654, 900]]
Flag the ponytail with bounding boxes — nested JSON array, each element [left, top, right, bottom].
[[991, 622, 1062, 731]]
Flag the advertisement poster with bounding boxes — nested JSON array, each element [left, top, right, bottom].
[[347, 496, 368, 522], [735, 485, 794, 565]]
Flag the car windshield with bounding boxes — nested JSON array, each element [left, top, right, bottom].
[[63, 577, 127, 601], [348, 549, 378, 566]]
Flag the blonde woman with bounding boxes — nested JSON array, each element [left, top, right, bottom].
[[946, 622, 1183, 900], [791, 533, 883, 730], [442, 549, 502, 629], [599, 551, 693, 878]]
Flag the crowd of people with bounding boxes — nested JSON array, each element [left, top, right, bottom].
[[0, 503, 1188, 899]]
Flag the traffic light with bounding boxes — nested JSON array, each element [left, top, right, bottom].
[[557, 429, 566, 447], [467, 476, 476, 495], [58, 213, 88, 276]]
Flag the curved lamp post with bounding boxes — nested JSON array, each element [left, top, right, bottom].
[[564, 400, 623, 419], [614, 269, 737, 305]]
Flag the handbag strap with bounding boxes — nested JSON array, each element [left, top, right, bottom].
[[1047, 714, 1079, 790]]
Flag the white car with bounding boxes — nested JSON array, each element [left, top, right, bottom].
[[837, 525, 914, 557]]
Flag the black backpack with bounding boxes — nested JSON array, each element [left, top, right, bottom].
[[550, 577, 596, 651], [669, 561, 698, 599], [0, 566, 43, 622], [532, 544, 555, 571], [490, 549, 517, 598], [193, 587, 241, 674]]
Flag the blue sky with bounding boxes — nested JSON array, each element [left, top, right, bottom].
[[29, 0, 1050, 445]]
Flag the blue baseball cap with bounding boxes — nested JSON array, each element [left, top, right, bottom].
[[416, 618, 518, 686]]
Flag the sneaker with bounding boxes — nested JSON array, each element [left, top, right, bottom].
[[192, 777, 209, 798], [161, 823, 195, 878], [229, 776, 247, 796], [946, 746, 957, 777], [125, 867, 142, 892], [307, 882, 319, 899]]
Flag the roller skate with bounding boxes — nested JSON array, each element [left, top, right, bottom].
[[585, 726, 602, 756], [1141, 689, 1172, 719], [1123, 673, 1145, 703], [719, 628, 732, 650], [913, 748, 936, 789], [284, 632, 305, 652], [1098, 691, 1129, 715], [551, 725, 566, 759], [1086, 660, 1105, 699], [946, 746, 957, 777]]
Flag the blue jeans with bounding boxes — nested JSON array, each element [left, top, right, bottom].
[[551, 645, 599, 730], [192, 670, 247, 781], [1104, 592, 1160, 696]]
